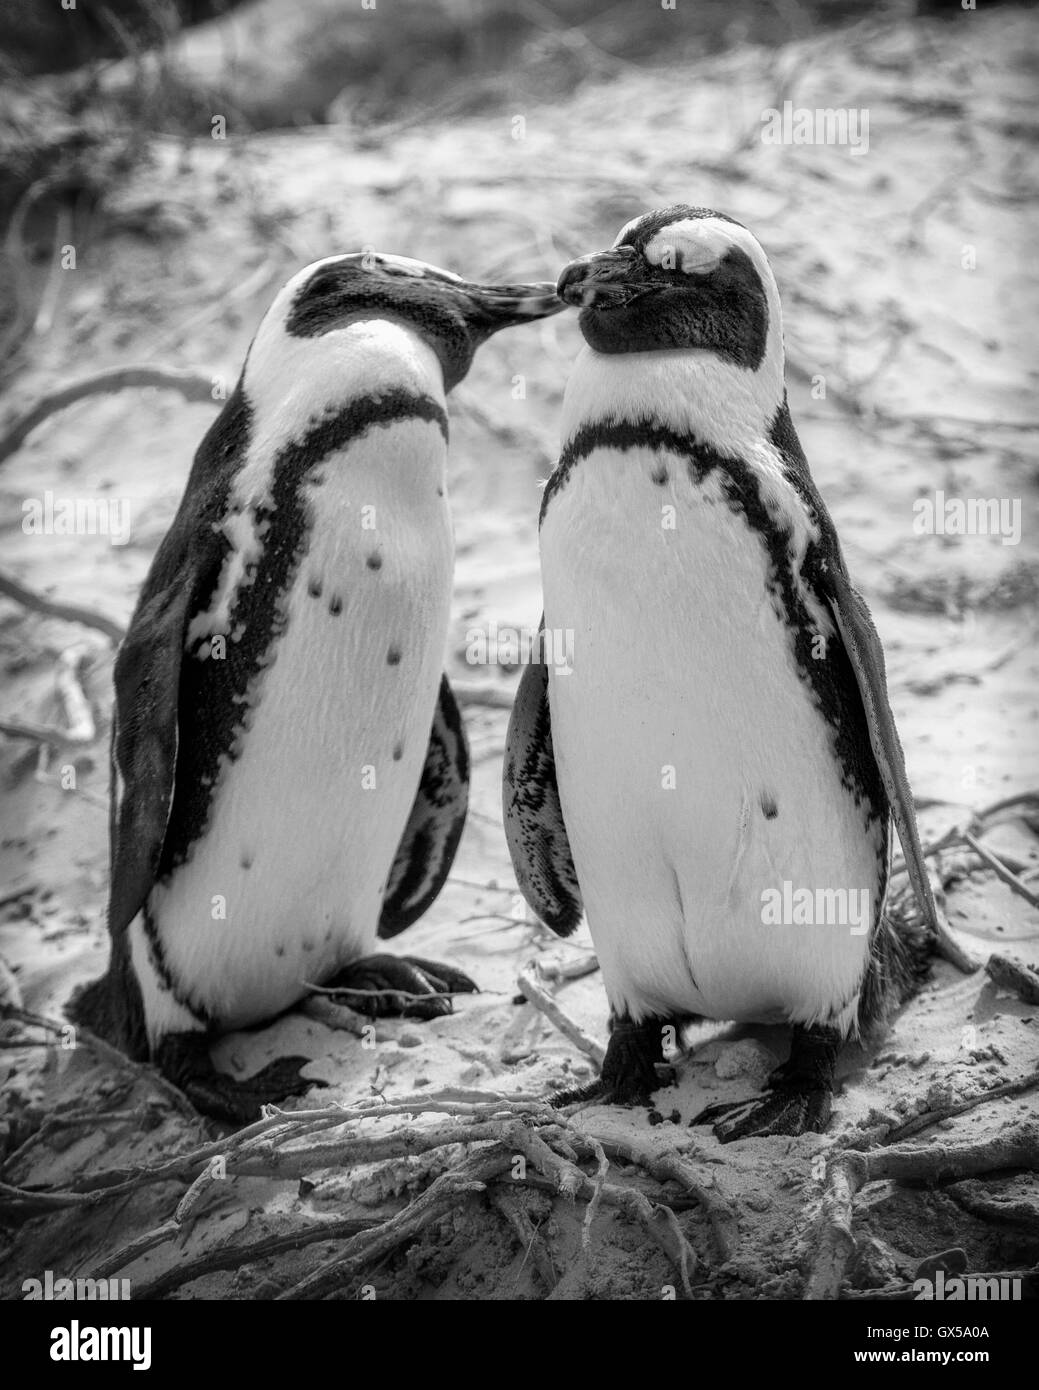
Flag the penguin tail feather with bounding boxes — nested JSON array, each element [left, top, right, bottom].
[[67, 962, 148, 1061], [856, 880, 935, 1036], [67, 973, 118, 1045]]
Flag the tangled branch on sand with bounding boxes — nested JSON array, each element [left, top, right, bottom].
[[1, 1090, 721, 1299], [806, 1119, 1039, 1300], [0, 1007, 200, 1130], [274, 1113, 697, 1301]]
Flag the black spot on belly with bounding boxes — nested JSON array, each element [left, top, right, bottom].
[[387, 646, 402, 666], [393, 743, 404, 761], [760, 792, 778, 820], [275, 944, 286, 958], [240, 852, 253, 869], [367, 554, 382, 571], [328, 595, 343, 615], [302, 938, 315, 953], [651, 464, 669, 486], [308, 577, 323, 598], [436, 486, 444, 498]]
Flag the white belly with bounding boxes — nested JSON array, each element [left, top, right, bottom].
[[541, 447, 885, 1034], [135, 419, 453, 1037]]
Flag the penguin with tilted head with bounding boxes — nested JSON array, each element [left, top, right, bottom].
[[503, 207, 939, 1141], [72, 252, 563, 1121]]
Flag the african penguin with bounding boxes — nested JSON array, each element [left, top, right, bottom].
[[72, 252, 564, 1122], [503, 207, 939, 1141]]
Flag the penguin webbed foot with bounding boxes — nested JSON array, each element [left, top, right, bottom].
[[155, 1033, 321, 1124], [320, 953, 478, 1021], [692, 1086, 832, 1143], [551, 1014, 673, 1108], [691, 1024, 840, 1142]]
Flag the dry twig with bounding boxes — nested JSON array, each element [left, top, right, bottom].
[[884, 1068, 1039, 1143], [962, 831, 1039, 909], [985, 953, 1039, 1006], [517, 961, 606, 1066]]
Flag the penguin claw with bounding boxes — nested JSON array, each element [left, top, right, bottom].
[[156, 1035, 322, 1124], [184, 1058, 321, 1124], [397, 955, 480, 997], [551, 1014, 674, 1108], [550, 1063, 675, 1109], [691, 1086, 832, 1142], [320, 953, 478, 1021]]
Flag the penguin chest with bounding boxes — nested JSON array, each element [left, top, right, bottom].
[[540, 446, 886, 1032], [145, 420, 453, 1031]]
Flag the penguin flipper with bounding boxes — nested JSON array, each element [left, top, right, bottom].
[[71, 577, 200, 1056], [502, 640, 583, 937], [772, 400, 938, 936], [108, 387, 252, 944], [823, 568, 939, 935], [107, 582, 192, 939], [378, 674, 470, 938], [156, 1033, 322, 1124]]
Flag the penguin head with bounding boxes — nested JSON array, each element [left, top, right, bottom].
[[256, 252, 562, 392], [556, 207, 781, 377]]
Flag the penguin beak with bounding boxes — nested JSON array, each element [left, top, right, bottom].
[[455, 280, 566, 332], [557, 246, 643, 309]]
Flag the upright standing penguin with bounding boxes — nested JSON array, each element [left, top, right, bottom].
[[73, 252, 563, 1121], [503, 207, 939, 1141]]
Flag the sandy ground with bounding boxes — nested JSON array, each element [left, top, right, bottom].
[[1, 9, 1037, 1299]]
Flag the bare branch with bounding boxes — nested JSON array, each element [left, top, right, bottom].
[[0, 569, 125, 644], [517, 961, 606, 1066], [962, 830, 1039, 909], [985, 953, 1039, 1005], [0, 365, 218, 466]]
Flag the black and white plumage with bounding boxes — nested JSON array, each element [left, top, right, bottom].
[[503, 207, 938, 1141], [73, 252, 563, 1121]]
